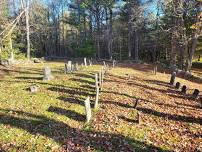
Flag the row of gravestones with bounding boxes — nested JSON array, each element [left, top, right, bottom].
[[84, 66, 108, 122], [64, 58, 94, 74], [170, 72, 200, 100]]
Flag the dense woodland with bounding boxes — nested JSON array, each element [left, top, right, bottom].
[[0, 0, 201, 70]]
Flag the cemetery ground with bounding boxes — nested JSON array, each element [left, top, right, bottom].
[[0, 61, 201, 152]]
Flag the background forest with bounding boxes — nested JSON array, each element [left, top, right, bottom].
[[0, 0, 201, 71]]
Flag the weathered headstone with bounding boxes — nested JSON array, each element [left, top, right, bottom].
[[84, 57, 87, 67], [101, 67, 104, 84], [153, 65, 157, 75], [94, 86, 99, 109], [95, 73, 99, 89], [181, 85, 187, 94], [8, 52, 14, 64], [43, 66, 54, 81], [75, 62, 79, 71], [65, 61, 72, 74], [71, 64, 75, 72], [81, 63, 84, 67], [112, 60, 116, 68], [175, 82, 181, 89], [30, 85, 38, 93], [192, 89, 200, 100], [89, 59, 92, 66], [84, 97, 92, 123], [170, 72, 176, 85], [99, 70, 102, 90], [103, 61, 106, 67]]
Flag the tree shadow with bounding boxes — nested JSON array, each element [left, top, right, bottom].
[[47, 106, 85, 122], [144, 80, 170, 87], [57, 96, 95, 108], [74, 73, 95, 79], [100, 100, 135, 109], [0, 109, 169, 151], [48, 87, 95, 97], [15, 76, 43, 81], [118, 116, 139, 124], [137, 107, 202, 125], [70, 78, 95, 85]]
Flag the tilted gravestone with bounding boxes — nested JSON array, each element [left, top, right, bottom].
[[175, 82, 181, 89], [192, 89, 200, 100], [43, 66, 54, 81], [170, 72, 176, 85], [181, 85, 187, 94], [84, 97, 92, 123], [84, 57, 87, 67]]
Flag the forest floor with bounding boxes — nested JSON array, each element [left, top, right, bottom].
[[0, 62, 201, 152]]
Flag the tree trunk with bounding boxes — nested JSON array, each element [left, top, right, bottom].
[[26, 0, 30, 60]]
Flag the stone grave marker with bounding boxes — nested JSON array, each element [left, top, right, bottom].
[[84, 97, 92, 123], [94, 86, 99, 109], [65, 61, 72, 74], [43, 66, 54, 81], [170, 72, 176, 85], [181, 85, 187, 94], [89, 59, 92, 66], [75, 62, 79, 71], [95, 73, 99, 89], [99, 70, 102, 90], [29, 85, 39, 93], [112, 60, 116, 68], [192, 89, 200, 100], [175, 82, 181, 89], [84, 57, 87, 67], [153, 65, 157, 75], [103, 61, 106, 67]]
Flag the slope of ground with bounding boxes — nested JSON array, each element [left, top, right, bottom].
[[0, 62, 201, 152]]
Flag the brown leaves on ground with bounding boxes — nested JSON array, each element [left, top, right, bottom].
[[90, 64, 202, 152]]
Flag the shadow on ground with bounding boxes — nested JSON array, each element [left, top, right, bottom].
[[0, 109, 169, 152]]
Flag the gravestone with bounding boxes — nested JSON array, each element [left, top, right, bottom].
[[154, 65, 157, 75], [84, 57, 87, 67], [72, 64, 75, 72], [192, 89, 200, 100], [84, 97, 92, 123], [89, 59, 92, 66], [43, 66, 54, 81], [170, 72, 176, 85], [112, 60, 116, 68], [30, 85, 38, 93], [103, 61, 106, 67], [75, 62, 79, 71], [101, 67, 104, 84], [181, 85, 187, 94], [8, 52, 14, 64], [81, 63, 84, 67], [95, 73, 99, 89], [65, 61, 72, 74], [94, 86, 99, 109], [175, 82, 181, 89], [99, 70, 102, 90]]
